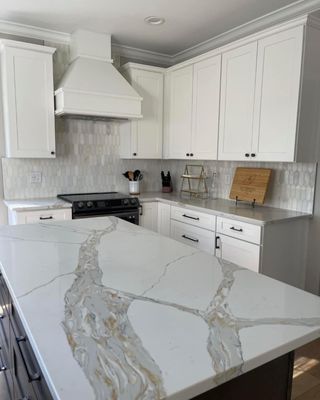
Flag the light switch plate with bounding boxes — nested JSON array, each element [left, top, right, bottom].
[[30, 171, 42, 184]]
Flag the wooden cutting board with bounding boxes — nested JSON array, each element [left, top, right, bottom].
[[229, 167, 272, 204]]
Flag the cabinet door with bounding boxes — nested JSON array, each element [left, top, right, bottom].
[[139, 202, 158, 232], [252, 26, 304, 161], [166, 66, 193, 159], [216, 234, 260, 272], [131, 70, 163, 159], [157, 203, 171, 236], [2, 45, 56, 158], [218, 42, 257, 160], [191, 55, 221, 160]]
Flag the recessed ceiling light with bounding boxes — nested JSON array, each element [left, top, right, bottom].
[[144, 16, 165, 25]]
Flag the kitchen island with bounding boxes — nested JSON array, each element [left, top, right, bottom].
[[0, 217, 319, 400]]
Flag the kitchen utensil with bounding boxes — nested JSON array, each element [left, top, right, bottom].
[[133, 170, 141, 181], [128, 171, 134, 181], [122, 171, 130, 180]]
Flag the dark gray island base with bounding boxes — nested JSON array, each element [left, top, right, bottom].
[[0, 267, 294, 400], [0, 273, 52, 400], [193, 353, 294, 400]]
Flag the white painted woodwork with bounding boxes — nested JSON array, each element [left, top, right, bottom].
[[8, 208, 72, 225], [216, 216, 261, 244], [165, 55, 221, 160], [139, 202, 158, 232], [119, 63, 164, 159], [171, 206, 216, 231], [218, 42, 257, 161], [216, 234, 260, 272], [166, 65, 193, 159], [261, 218, 309, 289], [170, 219, 215, 254], [0, 40, 56, 158], [191, 55, 221, 160], [252, 26, 304, 161], [157, 202, 171, 236]]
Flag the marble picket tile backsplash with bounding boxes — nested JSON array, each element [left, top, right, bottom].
[[1, 118, 316, 213]]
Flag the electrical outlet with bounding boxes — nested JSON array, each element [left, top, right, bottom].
[[30, 171, 42, 184]]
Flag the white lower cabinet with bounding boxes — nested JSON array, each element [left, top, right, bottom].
[[170, 220, 215, 254], [8, 208, 72, 225], [215, 234, 260, 272], [157, 203, 171, 236], [139, 202, 158, 232], [138, 201, 307, 289], [170, 205, 216, 254]]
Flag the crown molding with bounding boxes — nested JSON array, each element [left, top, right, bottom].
[[0, 0, 320, 66], [111, 43, 173, 67], [172, 0, 320, 63], [0, 19, 70, 44]]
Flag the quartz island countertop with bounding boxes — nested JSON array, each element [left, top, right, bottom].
[[0, 217, 319, 400]]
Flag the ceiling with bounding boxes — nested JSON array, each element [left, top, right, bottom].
[[0, 0, 308, 55]]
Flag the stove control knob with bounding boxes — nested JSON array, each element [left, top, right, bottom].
[[86, 201, 94, 208], [130, 199, 137, 205], [123, 199, 129, 206], [77, 201, 84, 209]]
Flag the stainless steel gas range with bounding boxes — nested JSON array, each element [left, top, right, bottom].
[[57, 192, 140, 225]]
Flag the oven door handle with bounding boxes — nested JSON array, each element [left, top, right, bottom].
[[139, 204, 143, 216]]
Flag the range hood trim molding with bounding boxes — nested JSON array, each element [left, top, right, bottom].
[[54, 87, 143, 101], [55, 88, 143, 119]]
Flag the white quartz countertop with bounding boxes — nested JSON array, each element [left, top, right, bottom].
[[137, 192, 311, 225], [4, 197, 72, 212], [0, 217, 319, 400]]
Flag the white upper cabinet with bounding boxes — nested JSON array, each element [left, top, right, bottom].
[[191, 55, 221, 160], [119, 63, 164, 159], [218, 42, 257, 161], [218, 20, 320, 163], [252, 26, 304, 162], [0, 40, 56, 158], [165, 55, 221, 160], [165, 65, 193, 159]]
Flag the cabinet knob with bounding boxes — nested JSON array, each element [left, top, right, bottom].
[[245, 153, 250, 157], [51, 151, 55, 155], [190, 153, 194, 157], [251, 153, 256, 157], [186, 153, 190, 156], [133, 153, 137, 156]]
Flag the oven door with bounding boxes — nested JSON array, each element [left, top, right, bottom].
[[73, 209, 139, 225]]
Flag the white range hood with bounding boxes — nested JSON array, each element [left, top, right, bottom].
[[55, 30, 142, 119]]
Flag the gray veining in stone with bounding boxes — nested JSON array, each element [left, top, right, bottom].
[[57, 220, 320, 398], [63, 218, 166, 400]]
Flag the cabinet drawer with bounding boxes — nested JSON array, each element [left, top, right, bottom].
[[15, 208, 72, 225], [11, 303, 52, 399], [171, 206, 216, 231], [170, 220, 215, 254], [216, 216, 261, 244], [216, 234, 260, 272]]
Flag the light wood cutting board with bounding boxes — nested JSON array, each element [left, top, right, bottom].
[[229, 167, 272, 204]]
